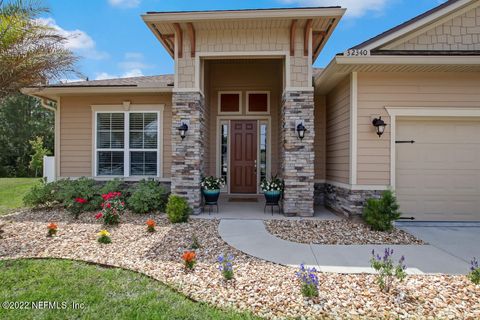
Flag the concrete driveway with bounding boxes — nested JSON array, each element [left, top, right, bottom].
[[397, 222, 480, 268]]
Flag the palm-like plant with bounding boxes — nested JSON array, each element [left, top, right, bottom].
[[0, 0, 80, 99]]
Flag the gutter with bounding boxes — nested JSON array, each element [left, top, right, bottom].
[[40, 98, 56, 112]]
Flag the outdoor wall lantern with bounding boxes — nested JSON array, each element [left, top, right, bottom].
[[296, 122, 307, 140], [177, 122, 189, 140], [372, 117, 387, 137]]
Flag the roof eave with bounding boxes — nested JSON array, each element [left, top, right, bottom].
[[314, 54, 480, 94], [21, 86, 173, 101], [141, 7, 346, 23]]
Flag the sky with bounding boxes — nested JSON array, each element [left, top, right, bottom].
[[40, 0, 448, 81]]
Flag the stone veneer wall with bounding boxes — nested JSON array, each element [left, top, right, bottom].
[[171, 92, 205, 214], [281, 90, 315, 216], [324, 183, 383, 217]]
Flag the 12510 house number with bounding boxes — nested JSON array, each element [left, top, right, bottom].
[[344, 49, 370, 57]]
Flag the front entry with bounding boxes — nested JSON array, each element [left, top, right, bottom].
[[230, 120, 257, 193]]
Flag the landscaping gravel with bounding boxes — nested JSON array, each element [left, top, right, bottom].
[[265, 220, 425, 245], [0, 209, 478, 319]]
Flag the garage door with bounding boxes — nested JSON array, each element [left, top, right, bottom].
[[396, 119, 480, 221]]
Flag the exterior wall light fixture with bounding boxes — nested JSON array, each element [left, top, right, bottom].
[[177, 122, 189, 140], [296, 122, 306, 140], [372, 117, 387, 137]]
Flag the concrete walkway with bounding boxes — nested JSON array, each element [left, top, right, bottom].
[[218, 219, 471, 275]]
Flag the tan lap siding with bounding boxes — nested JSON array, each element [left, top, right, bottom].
[[326, 77, 350, 184], [357, 72, 480, 186], [314, 93, 326, 180], [60, 94, 172, 178]]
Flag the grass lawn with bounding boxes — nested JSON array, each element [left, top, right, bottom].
[[0, 178, 40, 215], [0, 259, 258, 320]]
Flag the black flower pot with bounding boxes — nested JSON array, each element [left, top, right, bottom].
[[202, 189, 220, 204]]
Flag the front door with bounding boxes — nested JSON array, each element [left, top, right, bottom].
[[230, 120, 257, 193]]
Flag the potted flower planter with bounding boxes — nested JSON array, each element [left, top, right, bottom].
[[264, 190, 282, 204], [202, 189, 221, 204]]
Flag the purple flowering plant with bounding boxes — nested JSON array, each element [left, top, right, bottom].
[[218, 253, 234, 280], [370, 248, 407, 292], [468, 257, 479, 285], [296, 264, 319, 298]]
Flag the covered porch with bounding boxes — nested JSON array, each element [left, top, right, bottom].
[[193, 194, 340, 220]]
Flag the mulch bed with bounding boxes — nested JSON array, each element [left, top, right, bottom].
[[265, 220, 425, 245], [0, 209, 478, 319]]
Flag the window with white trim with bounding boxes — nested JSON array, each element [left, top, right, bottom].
[[95, 111, 159, 177]]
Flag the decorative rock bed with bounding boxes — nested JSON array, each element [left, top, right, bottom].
[[265, 220, 425, 245], [0, 209, 478, 319]]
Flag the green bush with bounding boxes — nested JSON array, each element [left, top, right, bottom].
[[59, 178, 101, 214], [23, 178, 123, 215], [166, 195, 191, 223], [99, 179, 126, 197], [127, 180, 169, 214], [23, 180, 61, 207], [363, 190, 401, 231]]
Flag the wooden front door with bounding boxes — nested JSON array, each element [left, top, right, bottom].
[[230, 120, 257, 193]]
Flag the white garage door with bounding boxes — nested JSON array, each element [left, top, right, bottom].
[[396, 119, 480, 221]]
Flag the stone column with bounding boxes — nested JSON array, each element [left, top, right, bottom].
[[171, 91, 205, 214], [281, 90, 315, 216]]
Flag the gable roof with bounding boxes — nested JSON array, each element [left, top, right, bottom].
[[351, 0, 475, 51]]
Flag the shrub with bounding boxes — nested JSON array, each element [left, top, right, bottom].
[[363, 189, 401, 231], [23, 181, 60, 207], [95, 192, 125, 225], [127, 180, 169, 214], [166, 195, 191, 223], [218, 253, 234, 280], [99, 179, 125, 196], [370, 248, 407, 292], [59, 178, 100, 214], [468, 257, 480, 285], [296, 264, 319, 298]]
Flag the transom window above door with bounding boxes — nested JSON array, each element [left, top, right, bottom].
[[218, 91, 242, 115], [247, 91, 270, 114], [94, 108, 162, 178]]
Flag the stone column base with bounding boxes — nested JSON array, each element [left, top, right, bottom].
[[324, 183, 383, 217]]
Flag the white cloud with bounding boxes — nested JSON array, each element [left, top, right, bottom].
[[108, 0, 141, 8], [94, 69, 144, 80], [119, 52, 153, 70], [122, 68, 144, 78], [34, 18, 108, 60], [280, 0, 391, 17]]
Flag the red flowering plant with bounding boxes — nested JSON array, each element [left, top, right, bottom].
[[47, 223, 58, 237], [146, 219, 156, 233], [95, 192, 125, 225], [66, 197, 89, 218], [182, 250, 197, 271]]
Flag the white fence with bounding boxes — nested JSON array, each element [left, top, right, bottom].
[[43, 156, 55, 182]]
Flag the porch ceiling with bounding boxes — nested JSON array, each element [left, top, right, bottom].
[[142, 7, 345, 61]]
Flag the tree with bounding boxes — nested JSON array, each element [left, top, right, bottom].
[[0, 94, 53, 177], [29, 136, 49, 177], [0, 0, 80, 99]]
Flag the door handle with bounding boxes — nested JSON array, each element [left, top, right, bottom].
[[254, 160, 257, 173]]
